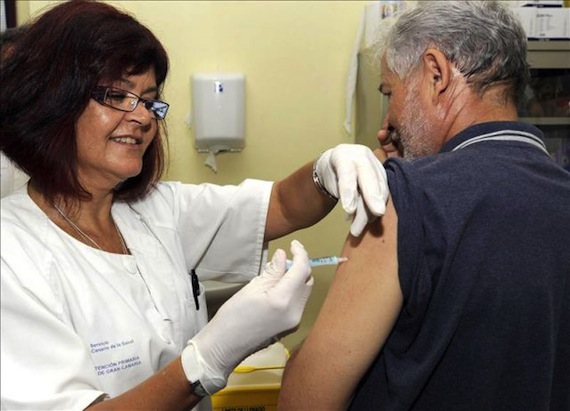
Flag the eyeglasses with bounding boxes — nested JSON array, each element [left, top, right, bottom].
[[91, 86, 169, 120]]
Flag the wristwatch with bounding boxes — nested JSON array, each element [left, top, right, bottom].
[[190, 379, 209, 398]]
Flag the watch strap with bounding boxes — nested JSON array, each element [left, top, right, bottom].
[[190, 379, 209, 398]]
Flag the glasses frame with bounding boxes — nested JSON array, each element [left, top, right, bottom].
[[91, 86, 169, 120]]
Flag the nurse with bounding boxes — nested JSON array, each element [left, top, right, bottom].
[[0, 1, 388, 410]]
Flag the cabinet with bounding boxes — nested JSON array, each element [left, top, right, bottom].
[[518, 40, 569, 170]]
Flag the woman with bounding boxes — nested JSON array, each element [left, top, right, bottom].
[[0, 1, 388, 410]]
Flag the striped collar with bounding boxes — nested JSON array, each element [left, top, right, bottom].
[[441, 121, 548, 155]]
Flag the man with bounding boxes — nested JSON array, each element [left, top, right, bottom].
[[279, 2, 570, 410]]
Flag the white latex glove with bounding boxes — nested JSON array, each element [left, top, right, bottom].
[[314, 144, 389, 237], [181, 240, 313, 395]]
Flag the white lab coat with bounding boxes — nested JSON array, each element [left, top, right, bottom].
[[0, 152, 29, 198], [0, 180, 272, 411]]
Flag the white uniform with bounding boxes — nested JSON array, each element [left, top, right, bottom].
[[0, 180, 272, 411], [0, 152, 29, 198]]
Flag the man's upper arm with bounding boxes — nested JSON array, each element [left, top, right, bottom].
[[279, 197, 403, 410]]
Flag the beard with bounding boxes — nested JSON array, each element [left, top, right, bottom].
[[396, 83, 442, 160]]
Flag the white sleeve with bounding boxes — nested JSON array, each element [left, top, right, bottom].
[[0, 153, 28, 199], [132, 179, 273, 282], [1, 256, 105, 410], [1, 152, 15, 198]]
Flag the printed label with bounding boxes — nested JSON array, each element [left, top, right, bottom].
[[90, 338, 142, 376], [95, 355, 142, 376]]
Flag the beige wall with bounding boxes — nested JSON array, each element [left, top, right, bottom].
[[20, 0, 371, 349]]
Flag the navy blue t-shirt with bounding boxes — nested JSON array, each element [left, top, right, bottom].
[[349, 122, 570, 411]]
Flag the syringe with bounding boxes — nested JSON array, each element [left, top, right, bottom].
[[286, 255, 348, 270]]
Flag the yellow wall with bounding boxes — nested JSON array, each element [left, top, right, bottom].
[[21, 0, 371, 349]]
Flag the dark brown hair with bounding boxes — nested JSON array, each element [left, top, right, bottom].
[[0, 0, 169, 203], [0, 24, 28, 59]]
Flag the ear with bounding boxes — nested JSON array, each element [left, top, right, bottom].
[[421, 48, 452, 103]]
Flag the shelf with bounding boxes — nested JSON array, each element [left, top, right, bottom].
[[527, 40, 570, 69], [527, 40, 570, 52], [520, 117, 570, 126]]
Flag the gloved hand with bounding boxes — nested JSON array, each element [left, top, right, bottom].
[[314, 144, 389, 237], [181, 240, 313, 395]]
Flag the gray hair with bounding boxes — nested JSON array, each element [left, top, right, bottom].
[[378, 1, 529, 104]]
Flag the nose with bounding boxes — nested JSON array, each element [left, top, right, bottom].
[[127, 100, 154, 124]]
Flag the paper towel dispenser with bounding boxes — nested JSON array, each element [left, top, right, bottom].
[[192, 73, 245, 153]]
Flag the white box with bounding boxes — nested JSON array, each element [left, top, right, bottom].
[[535, 7, 567, 39], [513, 7, 538, 37], [518, 1, 563, 5], [566, 8, 570, 39]]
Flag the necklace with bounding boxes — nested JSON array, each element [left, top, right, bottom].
[[116, 222, 129, 255], [53, 203, 128, 254]]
